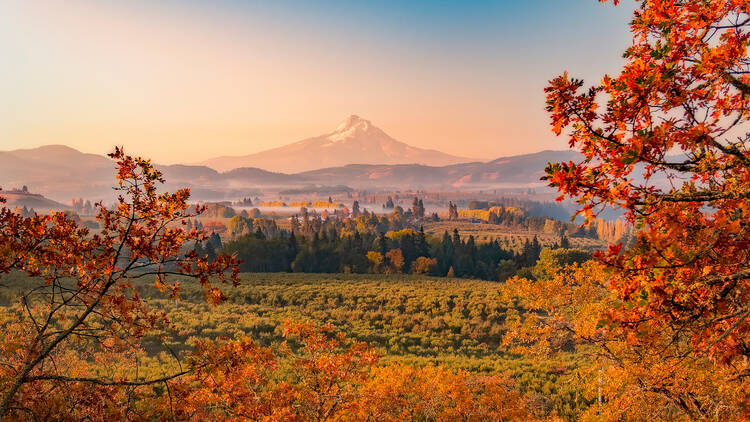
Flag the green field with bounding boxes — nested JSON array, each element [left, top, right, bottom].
[[148, 273, 510, 366], [141, 273, 576, 403], [1, 271, 584, 416]]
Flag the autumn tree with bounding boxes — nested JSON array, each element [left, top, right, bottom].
[[366, 251, 384, 274], [159, 320, 378, 421], [151, 320, 534, 421], [0, 148, 239, 419], [227, 215, 249, 238], [385, 248, 405, 274], [504, 260, 748, 420], [356, 364, 531, 421], [412, 256, 437, 275], [539, 0, 750, 418]]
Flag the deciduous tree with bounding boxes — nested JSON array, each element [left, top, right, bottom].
[[542, 0, 750, 418], [0, 147, 240, 419]]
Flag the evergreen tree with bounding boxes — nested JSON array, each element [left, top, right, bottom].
[[411, 197, 425, 219], [452, 229, 461, 248], [447, 202, 459, 220], [287, 231, 299, 268], [205, 242, 217, 264], [254, 227, 266, 240], [208, 232, 222, 250], [290, 215, 301, 233], [416, 226, 430, 258], [373, 232, 388, 255]]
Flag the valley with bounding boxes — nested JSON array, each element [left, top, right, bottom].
[[2, 0, 746, 419]]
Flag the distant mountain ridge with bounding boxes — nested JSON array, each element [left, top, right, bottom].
[[199, 115, 475, 172], [297, 150, 580, 188], [0, 145, 115, 201], [0, 144, 579, 202]]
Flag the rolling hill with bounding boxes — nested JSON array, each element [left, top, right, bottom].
[[297, 150, 581, 189], [0, 145, 580, 201], [1, 189, 70, 211], [0, 145, 116, 201]]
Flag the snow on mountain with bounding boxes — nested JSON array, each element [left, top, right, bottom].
[[200, 115, 475, 173]]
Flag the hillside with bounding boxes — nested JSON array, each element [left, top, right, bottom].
[[0, 145, 116, 201], [0, 144, 582, 201], [200, 115, 475, 172], [0, 189, 70, 211], [299, 150, 581, 189]]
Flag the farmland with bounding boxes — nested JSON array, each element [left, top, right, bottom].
[[0, 271, 583, 416], [422, 221, 605, 249]]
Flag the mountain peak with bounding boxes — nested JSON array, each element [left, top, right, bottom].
[[336, 114, 368, 129], [330, 115, 374, 141]]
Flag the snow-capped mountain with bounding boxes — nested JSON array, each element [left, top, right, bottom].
[[200, 115, 474, 172]]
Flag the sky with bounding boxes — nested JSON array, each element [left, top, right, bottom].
[[0, 0, 635, 164]]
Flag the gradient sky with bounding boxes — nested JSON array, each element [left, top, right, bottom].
[[0, 0, 635, 164]]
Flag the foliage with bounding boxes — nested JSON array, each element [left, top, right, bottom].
[[356, 364, 531, 421], [161, 320, 379, 420], [0, 147, 240, 419], [503, 261, 748, 420], [412, 256, 438, 275], [540, 0, 750, 419], [531, 248, 592, 281], [384, 249, 404, 274], [259, 201, 287, 207], [165, 320, 533, 421]]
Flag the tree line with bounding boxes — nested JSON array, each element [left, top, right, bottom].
[[214, 221, 562, 281]]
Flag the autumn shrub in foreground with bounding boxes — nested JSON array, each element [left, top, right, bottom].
[[356, 364, 529, 421], [156, 320, 533, 421], [503, 261, 748, 421]]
